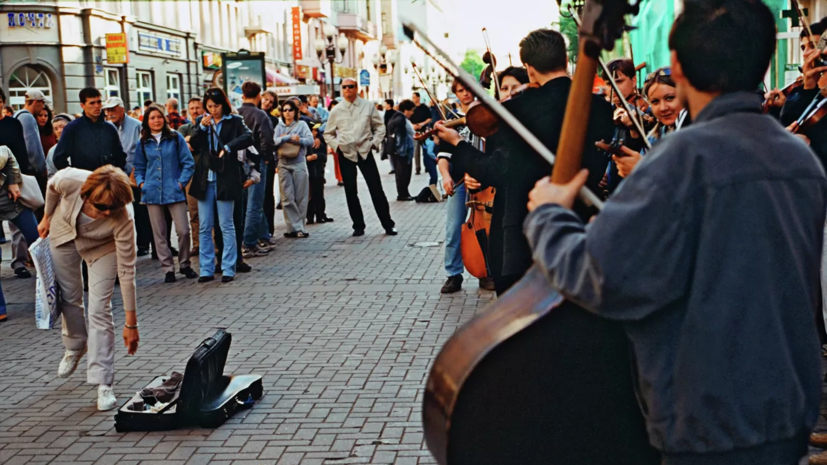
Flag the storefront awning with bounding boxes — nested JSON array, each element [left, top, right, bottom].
[[270, 85, 321, 97], [266, 69, 299, 86]]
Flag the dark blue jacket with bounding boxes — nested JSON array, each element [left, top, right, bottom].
[[53, 113, 126, 172], [133, 132, 195, 205], [524, 92, 826, 462]]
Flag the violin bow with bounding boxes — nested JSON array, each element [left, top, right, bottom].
[[482, 28, 502, 97], [569, 4, 652, 151], [411, 61, 448, 121], [403, 22, 605, 210], [791, 0, 815, 42]]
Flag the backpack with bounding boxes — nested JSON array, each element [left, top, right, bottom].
[[415, 186, 439, 203]]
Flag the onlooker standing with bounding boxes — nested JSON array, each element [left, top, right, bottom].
[[102, 96, 151, 255], [409, 92, 432, 176], [237, 82, 276, 257], [134, 104, 197, 283], [382, 99, 397, 175], [177, 97, 206, 254], [165, 98, 188, 130], [139, 100, 153, 121], [260, 90, 281, 235], [386, 99, 415, 201], [306, 123, 332, 224], [46, 113, 74, 179], [11, 89, 49, 278], [298, 95, 320, 123], [188, 88, 253, 283], [274, 99, 313, 238], [54, 88, 127, 173], [323, 78, 396, 237], [310, 95, 328, 124], [0, 88, 29, 248], [327, 100, 343, 186], [0, 146, 39, 322], [2, 106, 13, 117], [37, 105, 56, 155], [38, 166, 139, 412]]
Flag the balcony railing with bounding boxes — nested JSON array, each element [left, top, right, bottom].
[[337, 13, 377, 41]]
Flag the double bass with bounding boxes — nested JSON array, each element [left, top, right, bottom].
[[406, 0, 660, 463]]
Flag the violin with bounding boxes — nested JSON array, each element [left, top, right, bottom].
[[415, 117, 465, 142], [762, 77, 804, 113], [464, 82, 540, 138], [789, 86, 827, 134]]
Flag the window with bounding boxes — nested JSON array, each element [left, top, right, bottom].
[[104, 68, 121, 98], [136, 71, 154, 105], [8, 65, 52, 110], [166, 74, 181, 101]]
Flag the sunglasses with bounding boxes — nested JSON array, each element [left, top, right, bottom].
[[93, 203, 114, 211], [645, 68, 672, 83], [342, 85, 356, 89], [282, 108, 295, 112]]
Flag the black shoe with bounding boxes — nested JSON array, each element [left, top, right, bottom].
[[415, 170, 421, 175], [337, 182, 344, 187], [441, 275, 463, 294], [198, 276, 214, 283], [180, 267, 198, 279], [236, 262, 252, 273], [389, 170, 396, 175], [170, 247, 178, 257], [221, 276, 234, 283], [164, 271, 176, 283], [137, 247, 150, 257], [478, 277, 496, 291], [396, 196, 415, 201], [385, 228, 398, 236], [276, 203, 283, 210], [353, 229, 365, 237], [322, 217, 334, 223], [14, 268, 31, 279]]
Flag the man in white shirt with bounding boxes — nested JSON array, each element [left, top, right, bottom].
[[323, 78, 397, 237]]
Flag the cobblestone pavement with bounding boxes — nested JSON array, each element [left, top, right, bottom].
[[0, 168, 495, 465]]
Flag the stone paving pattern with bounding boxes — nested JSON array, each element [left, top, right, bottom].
[[0, 169, 495, 465]]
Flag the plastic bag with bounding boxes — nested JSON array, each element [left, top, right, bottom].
[[29, 237, 60, 329]]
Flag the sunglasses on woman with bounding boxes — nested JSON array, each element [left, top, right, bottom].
[[645, 68, 672, 84], [93, 203, 114, 212], [282, 108, 295, 112]]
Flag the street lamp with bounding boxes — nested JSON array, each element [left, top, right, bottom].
[[373, 45, 397, 98], [316, 22, 349, 100]]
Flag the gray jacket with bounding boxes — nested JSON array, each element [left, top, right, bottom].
[[115, 114, 141, 174], [274, 119, 313, 165], [13, 109, 46, 175], [524, 92, 826, 462], [237, 103, 275, 166]]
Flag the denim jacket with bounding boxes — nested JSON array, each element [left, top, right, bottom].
[[134, 132, 195, 205]]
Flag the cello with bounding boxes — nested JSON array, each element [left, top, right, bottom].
[[407, 1, 660, 463]]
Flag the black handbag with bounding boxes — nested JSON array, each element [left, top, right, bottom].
[[207, 124, 225, 173], [114, 330, 263, 432]]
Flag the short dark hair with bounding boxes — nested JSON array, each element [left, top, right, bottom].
[[413, 92, 421, 98], [802, 17, 827, 40], [280, 100, 300, 123], [384, 99, 394, 107], [298, 95, 308, 104], [328, 100, 338, 111], [202, 87, 232, 115], [241, 81, 261, 99], [398, 99, 416, 112], [498, 67, 530, 85], [519, 28, 567, 73], [143, 99, 153, 107], [606, 58, 635, 79], [140, 104, 173, 141], [79, 87, 101, 104], [450, 79, 466, 94], [188, 97, 202, 105], [669, 0, 776, 93]]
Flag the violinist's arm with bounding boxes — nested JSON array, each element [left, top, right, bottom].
[[450, 141, 503, 189], [780, 87, 820, 127]]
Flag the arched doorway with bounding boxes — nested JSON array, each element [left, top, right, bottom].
[[8, 65, 53, 110]]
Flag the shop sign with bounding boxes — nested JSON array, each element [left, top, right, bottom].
[[138, 31, 182, 57], [105, 33, 129, 64], [359, 69, 370, 87], [335, 67, 357, 79], [272, 85, 321, 96], [291, 7, 303, 62], [7, 12, 54, 29], [203, 52, 222, 70]]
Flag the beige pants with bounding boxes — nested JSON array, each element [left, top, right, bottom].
[[147, 202, 191, 273], [186, 181, 199, 249], [51, 240, 117, 386]]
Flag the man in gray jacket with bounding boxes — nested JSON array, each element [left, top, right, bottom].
[[525, 1, 825, 464], [237, 81, 275, 258]]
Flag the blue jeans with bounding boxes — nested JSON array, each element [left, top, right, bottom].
[[444, 183, 467, 277], [243, 163, 270, 247], [0, 209, 40, 317], [423, 152, 438, 186], [197, 182, 237, 278]]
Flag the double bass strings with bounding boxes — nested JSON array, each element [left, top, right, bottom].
[[402, 22, 606, 210]]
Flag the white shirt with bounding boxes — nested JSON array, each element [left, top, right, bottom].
[[323, 97, 386, 162]]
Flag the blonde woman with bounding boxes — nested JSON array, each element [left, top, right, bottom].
[[38, 165, 139, 411]]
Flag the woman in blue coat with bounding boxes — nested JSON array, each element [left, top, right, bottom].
[[134, 104, 197, 283]]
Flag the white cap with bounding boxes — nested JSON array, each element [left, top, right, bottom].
[[24, 89, 46, 101], [102, 97, 124, 110]]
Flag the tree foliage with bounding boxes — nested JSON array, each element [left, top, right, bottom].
[[552, 6, 580, 65], [459, 50, 485, 79]]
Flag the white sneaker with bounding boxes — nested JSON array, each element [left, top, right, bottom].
[[97, 385, 117, 411], [57, 347, 87, 379]]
